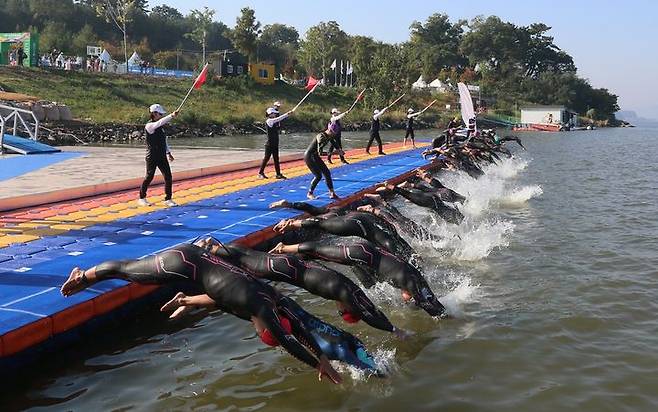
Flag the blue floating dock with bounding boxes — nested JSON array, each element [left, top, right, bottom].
[[0, 145, 429, 361], [2, 134, 61, 155]]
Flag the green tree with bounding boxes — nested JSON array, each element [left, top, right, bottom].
[[232, 7, 261, 62], [185, 6, 215, 63], [299, 21, 348, 79], [348, 35, 377, 87], [40, 20, 72, 52], [257, 23, 299, 69], [150, 4, 183, 21], [71, 24, 98, 55], [90, 0, 147, 71], [407, 13, 466, 80]]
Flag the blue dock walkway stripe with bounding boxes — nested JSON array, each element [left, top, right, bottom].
[[0, 151, 83, 182], [0, 148, 427, 338]]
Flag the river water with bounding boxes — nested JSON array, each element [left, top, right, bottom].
[[5, 127, 658, 411]]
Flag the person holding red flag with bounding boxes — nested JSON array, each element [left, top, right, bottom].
[[138, 104, 179, 207], [258, 105, 295, 179]]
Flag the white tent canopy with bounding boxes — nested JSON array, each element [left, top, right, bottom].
[[128, 51, 141, 66], [99, 49, 112, 63], [411, 75, 428, 90]]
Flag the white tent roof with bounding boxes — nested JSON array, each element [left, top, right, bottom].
[[55, 53, 65, 63], [429, 78, 444, 88], [99, 49, 112, 63], [411, 75, 428, 89], [128, 51, 141, 65]]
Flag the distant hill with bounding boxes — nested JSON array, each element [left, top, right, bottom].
[[617, 110, 658, 127]]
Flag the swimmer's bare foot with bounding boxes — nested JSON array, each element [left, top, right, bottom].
[[160, 291, 187, 313], [269, 242, 286, 254], [169, 305, 193, 319], [273, 219, 293, 233], [269, 199, 290, 209], [61, 267, 89, 297]]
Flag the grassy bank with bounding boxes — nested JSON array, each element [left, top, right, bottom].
[[0, 67, 457, 131]]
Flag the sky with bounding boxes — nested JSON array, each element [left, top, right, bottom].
[[150, 0, 658, 119]]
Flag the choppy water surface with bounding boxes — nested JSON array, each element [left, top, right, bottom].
[[6, 128, 658, 411]]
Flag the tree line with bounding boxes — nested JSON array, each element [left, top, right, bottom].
[[0, 0, 619, 120]]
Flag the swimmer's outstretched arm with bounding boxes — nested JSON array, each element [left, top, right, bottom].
[[270, 199, 328, 216]]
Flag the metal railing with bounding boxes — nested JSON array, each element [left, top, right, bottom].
[[0, 116, 5, 154], [0, 103, 40, 141]]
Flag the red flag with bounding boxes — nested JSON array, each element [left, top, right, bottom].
[[306, 76, 319, 91], [193, 64, 209, 89]]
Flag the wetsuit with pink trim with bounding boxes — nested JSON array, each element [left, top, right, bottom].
[[298, 211, 417, 262], [208, 243, 396, 332], [295, 240, 445, 317], [90, 243, 325, 369]]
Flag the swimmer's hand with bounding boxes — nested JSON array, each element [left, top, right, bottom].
[[318, 355, 342, 384]]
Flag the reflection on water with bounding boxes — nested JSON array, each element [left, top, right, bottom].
[[6, 128, 658, 411]]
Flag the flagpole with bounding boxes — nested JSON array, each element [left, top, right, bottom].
[[177, 63, 208, 112], [293, 82, 320, 112], [347, 88, 367, 112], [334, 59, 337, 86], [385, 93, 406, 111]]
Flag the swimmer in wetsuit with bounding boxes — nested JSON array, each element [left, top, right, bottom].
[[305, 130, 341, 200], [193, 238, 408, 337], [412, 169, 466, 204], [377, 183, 464, 225], [274, 210, 418, 263], [271, 197, 441, 244], [60, 243, 342, 383], [270, 240, 446, 318]]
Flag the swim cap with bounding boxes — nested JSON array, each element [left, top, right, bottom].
[[341, 310, 361, 324], [259, 316, 292, 347]]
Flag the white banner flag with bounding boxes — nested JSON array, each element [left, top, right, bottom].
[[346, 62, 353, 75], [330, 59, 336, 69]]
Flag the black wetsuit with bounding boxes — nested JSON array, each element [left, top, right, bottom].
[[412, 179, 466, 204], [259, 118, 282, 176], [296, 241, 445, 317], [404, 115, 415, 142], [283, 200, 433, 256], [366, 116, 384, 154], [305, 132, 339, 193], [92, 243, 325, 369], [212, 243, 395, 332], [393, 187, 464, 224], [140, 123, 173, 201], [299, 211, 417, 262]]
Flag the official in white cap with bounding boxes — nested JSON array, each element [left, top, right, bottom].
[[404, 107, 422, 148], [258, 104, 295, 179], [138, 104, 179, 207], [366, 108, 388, 155]]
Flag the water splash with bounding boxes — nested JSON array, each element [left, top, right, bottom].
[[334, 348, 399, 383], [498, 185, 543, 207]]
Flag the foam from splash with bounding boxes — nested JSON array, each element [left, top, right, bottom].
[[334, 347, 399, 383], [438, 273, 479, 317], [497, 185, 543, 207], [449, 218, 515, 261]]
